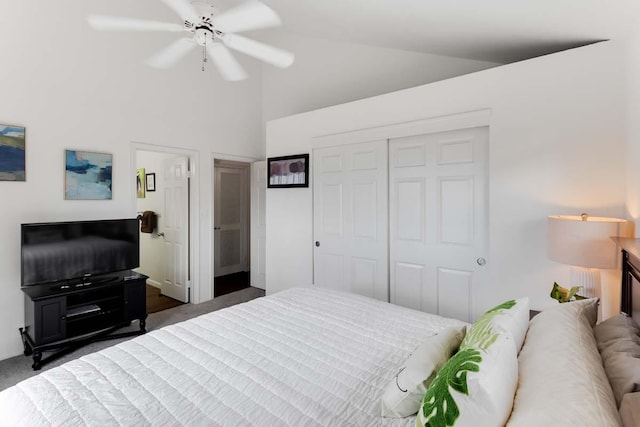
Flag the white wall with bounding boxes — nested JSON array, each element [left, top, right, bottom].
[[135, 151, 176, 286], [266, 41, 628, 319], [0, 0, 263, 360], [626, 25, 640, 235], [261, 33, 499, 122]]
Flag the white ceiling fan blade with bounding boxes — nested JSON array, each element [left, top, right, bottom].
[[213, 1, 281, 33], [146, 38, 196, 69], [223, 34, 294, 68], [206, 43, 248, 81], [160, 0, 199, 23], [88, 15, 185, 32]]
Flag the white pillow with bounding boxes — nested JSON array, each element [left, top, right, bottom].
[[507, 298, 621, 427], [416, 302, 519, 427], [381, 326, 465, 418]]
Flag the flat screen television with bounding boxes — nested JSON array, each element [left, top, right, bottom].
[[21, 219, 139, 287]]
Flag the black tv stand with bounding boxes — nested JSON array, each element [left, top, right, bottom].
[[20, 271, 147, 370]]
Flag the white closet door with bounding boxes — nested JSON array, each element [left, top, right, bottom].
[[389, 127, 488, 322], [313, 140, 388, 301]]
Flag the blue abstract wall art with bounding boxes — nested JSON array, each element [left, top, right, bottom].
[[65, 150, 112, 200], [0, 124, 26, 181]]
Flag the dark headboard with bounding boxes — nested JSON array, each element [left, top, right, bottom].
[[621, 249, 640, 324]]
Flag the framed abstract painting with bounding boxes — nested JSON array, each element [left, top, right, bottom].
[[65, 150, 112, 200], [0, 124, 25, 181], [267, 154, 309, 188]]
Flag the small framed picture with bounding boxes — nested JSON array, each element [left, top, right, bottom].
[[267, 154, 309, 188], [145, 173, 156, 192]]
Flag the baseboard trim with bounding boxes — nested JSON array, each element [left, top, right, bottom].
[[146, 279, 161, 289]]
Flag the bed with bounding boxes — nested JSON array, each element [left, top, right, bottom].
[[0, 287, 465, 426], [1, 251, 639, 426]]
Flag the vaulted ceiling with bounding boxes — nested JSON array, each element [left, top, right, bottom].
[[219, 0, 640, 63]]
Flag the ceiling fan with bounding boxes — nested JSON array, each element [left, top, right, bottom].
[[88, 0, 294, 81]]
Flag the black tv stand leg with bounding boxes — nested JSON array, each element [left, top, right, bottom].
[[19, 328, 33, 356], [32, 351, 42, 371], [139, 317, 147, 333]]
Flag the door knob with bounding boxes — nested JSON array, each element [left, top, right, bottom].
[[214, 227, 221, 230], [477, 258, 486, 266], [315, 241, 320, 247]]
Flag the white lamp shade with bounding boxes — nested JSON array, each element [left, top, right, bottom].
[[547, 215, 632, 269]]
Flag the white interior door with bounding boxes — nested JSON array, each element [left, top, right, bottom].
[[214, 165, 248, 277], [162, 155, 190, 303], [313, 140, 388, 301], [389, 127, 488, 322], [250, 161, 266, 290]]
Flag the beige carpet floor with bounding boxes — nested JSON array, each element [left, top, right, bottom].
[[0, 286, 265, 391]]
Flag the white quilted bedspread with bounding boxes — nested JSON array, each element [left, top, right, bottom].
[[0, 287, 465, 426]]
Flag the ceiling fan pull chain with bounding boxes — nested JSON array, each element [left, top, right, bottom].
[[202, 42, 207, 71]]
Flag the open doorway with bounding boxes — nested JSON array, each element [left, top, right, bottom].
[[213, 159, 251, 297], [135, 149, 191, 313]]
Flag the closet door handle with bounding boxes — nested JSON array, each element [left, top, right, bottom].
[[214, 227, 221, 230], [315, 241, 320, 247], [477, 258, 486, 266]]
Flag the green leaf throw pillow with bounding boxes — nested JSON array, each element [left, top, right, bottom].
[[460, 298, 529, 354], [416, 300, 520, 427]]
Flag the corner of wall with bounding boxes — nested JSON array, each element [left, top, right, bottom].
[[626, 26, 640, 232]]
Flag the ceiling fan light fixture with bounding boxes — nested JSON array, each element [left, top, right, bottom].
[[88, 0, 294, 81], [194, 27, 213, 46]]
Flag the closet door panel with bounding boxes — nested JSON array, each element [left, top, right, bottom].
[[321, 154, 342, 172], [351, 257, 377, 299], [395, 178, 425, 242], [390, 127, 488, 322], [437, 267, 472, 322], [393, 262, 425, 311], [395, 144, 426, 167], [439, 176, 474, 245], [317, 253, 344, 291], [352, 182, 377, 239], [320, 183, 343, 237], [313, 140, 388, 302], [352, 149, 378, 171], [438, 138, 475, 164]]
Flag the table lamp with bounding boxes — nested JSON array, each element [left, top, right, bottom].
[[547, 214, 631, 314]]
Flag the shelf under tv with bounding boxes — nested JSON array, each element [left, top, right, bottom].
[[20, 271, 147, 370]]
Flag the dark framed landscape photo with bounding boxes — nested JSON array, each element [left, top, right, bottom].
[[145, 173, 156, 192], [267, 154, 309, 188]]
